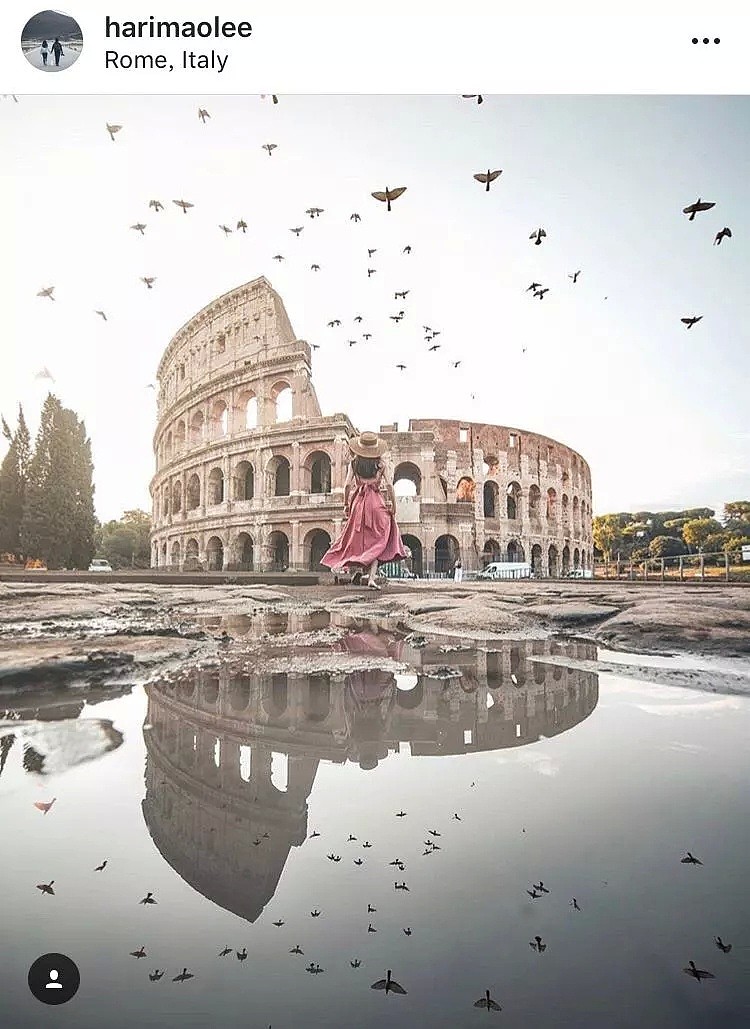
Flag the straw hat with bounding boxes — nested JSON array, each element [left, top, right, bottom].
[[348, 431, 386, 458]]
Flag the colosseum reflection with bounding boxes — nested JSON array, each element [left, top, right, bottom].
[[142, 625, 598, 922], [149, 276, 593, 575]]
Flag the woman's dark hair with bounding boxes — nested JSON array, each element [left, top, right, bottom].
[[352, 456, 380, 479]]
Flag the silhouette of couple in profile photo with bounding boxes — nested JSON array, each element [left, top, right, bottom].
[[21, 10, 84, 73]]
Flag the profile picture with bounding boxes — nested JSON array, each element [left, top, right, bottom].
[[21, 10, 83, 72]]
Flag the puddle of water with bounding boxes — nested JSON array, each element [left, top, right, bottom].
[[1, 616, 748, 1028]]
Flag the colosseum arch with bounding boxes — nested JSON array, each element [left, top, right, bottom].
[[160, 541, 167, 565], [161, 483, 170, 517], [306, 674, 331, 723], [186, 473, 201, 510], [531, 543, 543, 574], [172, 479, 182, 513], [266, 455, 291, 497], [234, 460, 254, 501], [164, 430, 173, 461], [268, 530, 289, 570], [189, 409, 205, 443], [507, 539, 525, 562], [207, 467, 224, 505], [209, 399, 229, 439], [271, 381, 293, 423], [483, 539, 500, 565], [546, 487, 557, 520], [573, 547, 580, 569], [562, 469, 570, 489], [235, 532, 254, 570], [528, 484, 541, 518], [573, 495, 580, 527], [393, 462, 422, 496], [483, 480, 499, 518], [562, 544, 571, 575], [170, 539, 181, 567], [235, 389, 258, 431], [203, 674, 220, 706], [396, 675, 423, 709], [435, 534, 459, 573], [548, 544, 559, 577], [402, 534, 423, 575], [263, 673, 288, 718], [206, 535, 224, 571], [507, 481, 522, 520], [305, 450, 332, 494], [230, 675, 252, 712], [305, 528, 331, 570], [456, 477, 475, 502], [510, 645, 526, 687], [174, 420, 186, 453], [561, 493, 570, 524]]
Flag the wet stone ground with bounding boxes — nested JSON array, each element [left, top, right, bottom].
[[1, 589, 749, 1027]]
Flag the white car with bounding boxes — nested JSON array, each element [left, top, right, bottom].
[[88, 559, 113, 572]]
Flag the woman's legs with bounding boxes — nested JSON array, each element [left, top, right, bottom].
[[366, 560, 380, 588]]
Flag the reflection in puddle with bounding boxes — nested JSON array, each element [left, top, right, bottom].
[[143, 631, 598, 923]]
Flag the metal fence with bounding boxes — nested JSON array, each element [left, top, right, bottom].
[[594, 550, 750, 583]]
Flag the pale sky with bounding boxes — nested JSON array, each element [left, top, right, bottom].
[[2, 94, 748, 522]]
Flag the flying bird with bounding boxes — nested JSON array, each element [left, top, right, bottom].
[[219, 224, 232, 236], [290, 226, 304, 235], [149, 199, 164, 211], [403, 245, 412, 254], [368, 904, 377, 913], [141, 277, 156, 289], [149, 970, 164, 981], [367, 269, 377, 277], [681, 851, 703, 864], [198, 108, 210, 122], [172, 968, 195, 982], [571, 898, 581, 911], [328, 320, 341, 327], [173, 199, 194, 213], [569, 270, 581, 283], [130, 946, 146, 959], [461, 94, 484, 104], [290, 946, 304, 954], [131, 223, 146, 235], [106, 123, 122, 142], [219, 946, 232, 957], [395, 290, 409, 299], [526, 283, 542, 292], [94, 310, 107, 321], [94, 860, 107, 871], [453, 361, 462, 368], [139, 892, 157, 905], [714, 227, 731, 245], [529, 228, 546, 245], [473, 169, 502, 192], [474, 989, 502, 1012], [396, 364, 407, 371], [428, 344, 441, 351], [262, 143, 277, 156], [529, 936, 547, 953], [681, 316, 703, 329], [236, 219, 247, 232], [236, 948, 247, 961], [306, 207, 324, 218], [368, 249, 377, 258], [311, 909, 321, 917], [682, 198, 715, 220], [533, 882, 550, 894], [534, 288, 549, 299], [272, 920, 284, 927], [310, 264, 321, 271], [403, 928, 412, 936], [36, 286, 55, 300], [396, 811, 407, 818], [371, 186, 407, 212], [368, 924, 377, 933], [371, 970, 407, 995], [351, 959, 361, 968], [350, 213, 361, 222], [36, 881, 55, 896], [362, 332, 372, 340], [273, 254, 285, 262], [714, 937, 732, 953], [354, 858, 363, 865], [34, 798, 56, 813], [682, 961, 714, 982]]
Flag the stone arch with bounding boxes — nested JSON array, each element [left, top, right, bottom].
[[562, 544, 571, 575], [175, 420, 186, 452], [402, 534, 423, 576], [235, 389, 258, 430], [528, 484, 541, 518], [206, 535, 224, 571], [268, 530, 289, 571], [170, 539, 181, 567], [562, 469, 570, 488], [573, 547, 580, 569], [271, 753, 289, 793], [482, 454, 499, 477], [510, 645, 526, 687], [234, 460, 255, 501], [161, 483, 170, 517], [561, 493, 570, 523], [483, 539, 500, 565], [186, 473, 201, 510], [456, 476, 475, 502], [209, 398, 229, 439], [172, 479, 182, 513], [207, 466, 224, 505], [189, 409, 205, 443], [164, 430, 173, 460], [548, 544, 559, 577], [160, 541, 167, 565], [306, 450, 332, 494], [546, 487, 557, 520], [271, 380, 293, 423], [266, 454, 291, 497], [230, 675, 252, 711], [393, 461, 422, 497], [263, 673, 288, 718], [306, 674, 331, 722], [305, 528, 331, 570], [435, 534, 459, 574], [506, 481, 522, 520], [486, 651, 503, 689], [396, 674, 424, 709], [507, 539, 525, 562], [203, 674, 219, 707], [531, 543, 543, 574], [483, 480, 499, 518], [236, 532, 254, 570], [573, 495, 580, 527]]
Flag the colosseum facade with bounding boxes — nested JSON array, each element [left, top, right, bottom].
[[150, 276, 593, 575]]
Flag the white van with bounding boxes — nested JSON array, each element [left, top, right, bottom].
[[479, 562, 531, 580]]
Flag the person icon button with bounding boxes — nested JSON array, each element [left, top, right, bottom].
[[28, 953, 80, 1005], [46, 968, 63, 989]]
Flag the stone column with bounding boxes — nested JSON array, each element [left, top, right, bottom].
[[291, 520, 301, 570], [291, 441, 301, 496]]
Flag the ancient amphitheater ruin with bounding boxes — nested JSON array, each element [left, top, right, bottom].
[[150, 276, 593, 575]]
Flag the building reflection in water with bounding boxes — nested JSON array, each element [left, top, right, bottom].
[[142, 615, 598, 923]]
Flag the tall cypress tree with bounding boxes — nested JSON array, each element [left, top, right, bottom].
[[0, 406, 30, 559], [21, 394, 60, 565], [68, 413, 96, 569]]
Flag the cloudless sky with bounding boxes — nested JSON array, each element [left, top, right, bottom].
[[1, 94, 748, 522]]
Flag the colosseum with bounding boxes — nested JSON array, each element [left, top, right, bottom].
[[150, 276, 593, 575]]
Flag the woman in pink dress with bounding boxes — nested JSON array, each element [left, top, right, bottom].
[[320, 431, 407, 590]]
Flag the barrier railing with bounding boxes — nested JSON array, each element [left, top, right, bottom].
[[594, 550, 749, 583]]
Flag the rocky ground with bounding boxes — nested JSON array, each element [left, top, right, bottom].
[[1, 579, 748, 701]]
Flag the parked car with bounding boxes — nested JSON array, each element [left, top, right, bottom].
[[479, 562, 532, 580], [88, 559, 113, 573]]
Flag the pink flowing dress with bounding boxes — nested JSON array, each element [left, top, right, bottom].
[[320, 473, 407, 571]]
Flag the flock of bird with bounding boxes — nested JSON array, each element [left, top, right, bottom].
[[20, 94, 734, 391], [31, 786, 735, 1010]]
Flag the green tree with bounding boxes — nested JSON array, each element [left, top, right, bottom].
[[98, 509, 152, 568], [593, 513, 625, 559], [683, 517, 723, 552], [723, 501, 750, 537], [648, 535, 686, 558], [0, 406, 31, 559]]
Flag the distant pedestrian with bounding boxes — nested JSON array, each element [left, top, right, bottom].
[[51, 37, 64, 67], [41, 40, 49, 66], [454, 559, 463, 582]]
